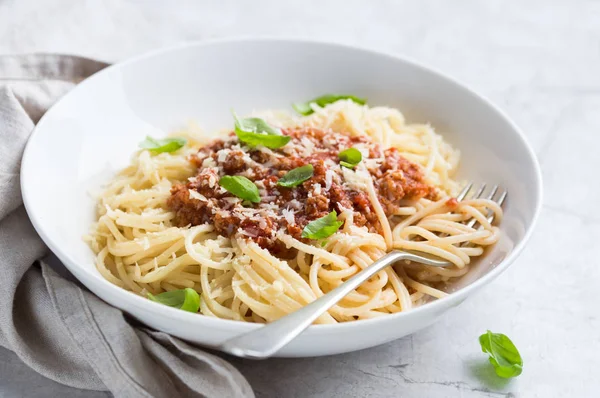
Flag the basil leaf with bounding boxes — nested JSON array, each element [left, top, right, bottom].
[[339, 148, 362, 168], [219, 175, 261, 203], [278, 164, 314, 188], [148, 288, 200, 313], [139, 136, 187, 154], [292, 94, 367, 116], [292, 102, 313, 115], [233, 113, 290, 149], [236, 115, 282, 136], [479, 330, 523, 378], [301, 211, 344, 239]]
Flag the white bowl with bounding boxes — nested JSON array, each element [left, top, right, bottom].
[[21, 39, 542, 357]]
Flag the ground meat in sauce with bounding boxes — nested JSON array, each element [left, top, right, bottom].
[[168, 127, 437, 255]]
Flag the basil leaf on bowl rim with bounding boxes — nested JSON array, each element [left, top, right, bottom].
[[147, 288, 200, 313], [139, 136, 187, 154], [233, 112, 290, 149], [479, 330, 523, 378], [219, 175, 261, 203], [292, 94, 367, 116], [278, 164, 314, 188], [301, 211, 344, 240], [338, 148, 362, 169]]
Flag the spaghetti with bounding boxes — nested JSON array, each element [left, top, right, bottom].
[[86, 100, 502, 323]]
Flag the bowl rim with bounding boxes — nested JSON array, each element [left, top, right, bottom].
[[21, 37, 543, 335]]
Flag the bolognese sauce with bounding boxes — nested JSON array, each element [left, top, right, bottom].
[[168, 128, 436, 253]]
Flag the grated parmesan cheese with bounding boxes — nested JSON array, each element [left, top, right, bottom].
[[217, 149, 229, 163], [364, 157, 384, 170], [202, 157, 217, 168], [288, 199, 301, 210], [282, 208, 295, 224], [238, 229, 258, 238], [222, 197, 242, 204], [342, 167, 369, 191], [313, 183, 322, 195], [189, 189, 207, 201], [325, 169, 334, 191], [208, 174, 217, 188]]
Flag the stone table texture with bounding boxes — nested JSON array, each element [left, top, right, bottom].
[[1, 0, 598, 397]]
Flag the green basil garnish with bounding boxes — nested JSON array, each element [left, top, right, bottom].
[[338, 148, 362, 169], [147, 288, 200, 313], [219, 175, 261, 203], [292, 94, 367, 116], [233, 113, 290, 149], [301, 211, 343, 240], [479, 330, 523, 378], [278, 165, 314, 188], [139, 136, 187, 154]]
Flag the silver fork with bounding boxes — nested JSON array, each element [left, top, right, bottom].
[[220, 182, 507, 359]]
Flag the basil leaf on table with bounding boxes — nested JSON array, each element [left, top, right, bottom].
[[139, 136, 187, 154], [219, 175, 261, 203], [292, 94, 367, 116], [301, 211, 344, 239], [479, 330, 523, 378], [338, 148, 362, 169], [233, 113, 290, 149], [278, 165, 314, 188], [147, 288, 200, 313]]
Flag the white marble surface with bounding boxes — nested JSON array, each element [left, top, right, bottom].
[[1, 0, 599, 397]]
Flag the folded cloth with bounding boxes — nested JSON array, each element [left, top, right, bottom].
[[0, 54, 253, 398]]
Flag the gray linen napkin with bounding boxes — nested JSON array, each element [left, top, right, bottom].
[[0, 54, 254, 398]]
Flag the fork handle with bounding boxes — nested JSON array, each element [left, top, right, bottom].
[[219, 250, 407, 359]]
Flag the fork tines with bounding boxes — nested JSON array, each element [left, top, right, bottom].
[[455, 182, 507, 227]]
